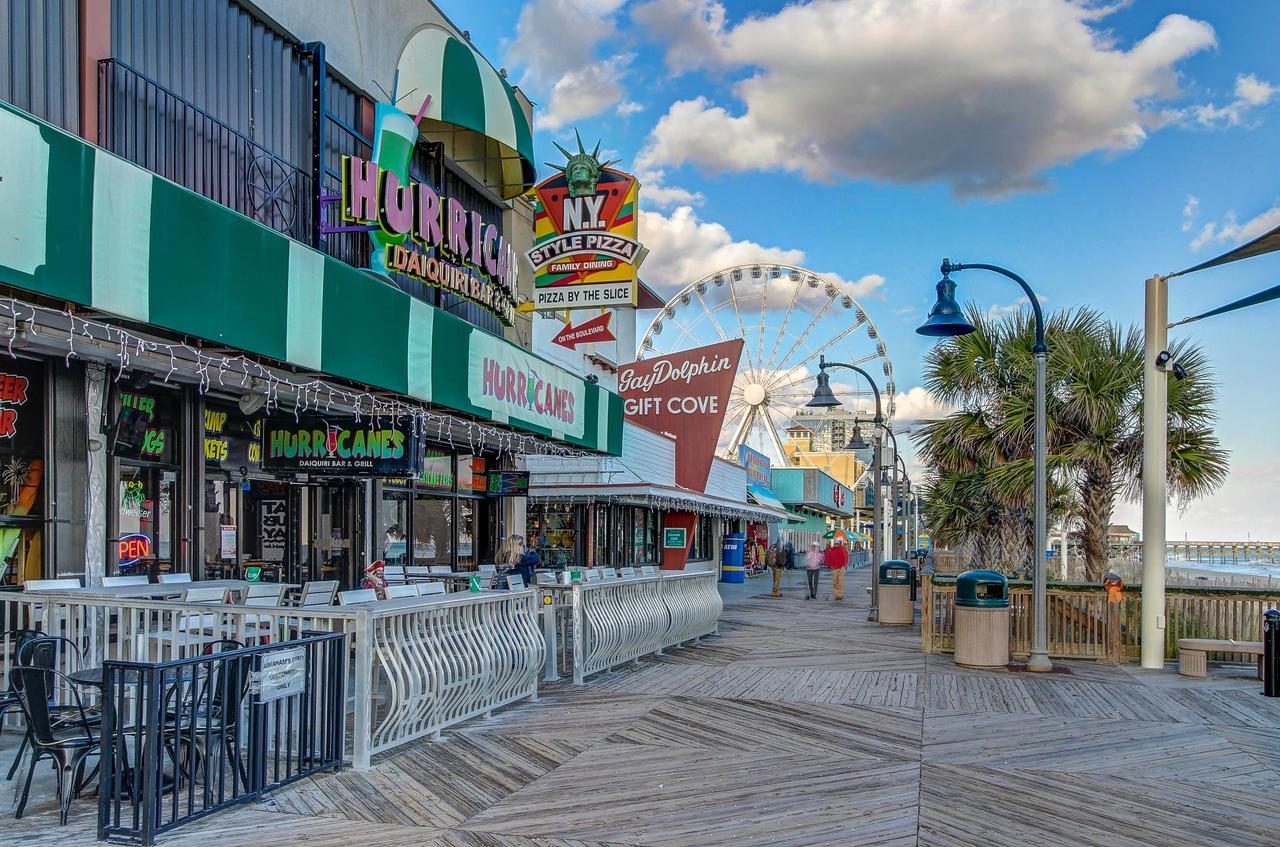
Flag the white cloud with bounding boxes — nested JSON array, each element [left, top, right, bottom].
[[1181, 195, 1199, 232], [637, 205, 884, 302], [507, 0, 631, 127], [893, 387, 955, 422], [634, 2, 1220, 198], [616, 100, 644, 116], [1191, 203, 1280, 251], [1188, 73, 1278, 128], [635, 167, 705, 208], [631, 0, 728, 74], [540, 58, 631, 130], [984, 294, 1048, 321]]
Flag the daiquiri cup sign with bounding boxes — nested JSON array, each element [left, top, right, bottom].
[[618, 339, 743, 493], [260, 417, 418, 475]]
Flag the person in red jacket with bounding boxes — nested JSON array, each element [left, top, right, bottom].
[[824, 540, 850, 600]]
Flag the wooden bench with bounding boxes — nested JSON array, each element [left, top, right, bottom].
[[1176, 638, 1264, 678]]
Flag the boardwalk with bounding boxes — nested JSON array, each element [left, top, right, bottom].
[[4, 567, 1279, 846]]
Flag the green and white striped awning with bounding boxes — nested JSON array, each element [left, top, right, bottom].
[[397, 26, 536, 199]]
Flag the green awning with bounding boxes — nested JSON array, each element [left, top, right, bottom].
[[396, 27, 536, 199]]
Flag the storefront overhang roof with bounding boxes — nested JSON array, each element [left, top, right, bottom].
[[746, 484, 788, 514], [0, 102, 622, 456], [529, 483, 794, 524]]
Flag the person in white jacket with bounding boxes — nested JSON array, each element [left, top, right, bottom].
[[804, 542, 824, 599]]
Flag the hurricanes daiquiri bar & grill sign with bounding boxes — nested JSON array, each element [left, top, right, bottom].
[[261, 417, 418, 475]]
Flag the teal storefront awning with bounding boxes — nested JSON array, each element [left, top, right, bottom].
[[747, 484, 787, 513], [0, 102, 621, 455]]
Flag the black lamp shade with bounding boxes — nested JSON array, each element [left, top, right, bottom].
[[844, 425, 870, 450], [806, 370, 841, 408], [916, 276, 975, 337]]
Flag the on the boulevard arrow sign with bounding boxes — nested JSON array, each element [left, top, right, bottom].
[[552, 312, 617, 350]]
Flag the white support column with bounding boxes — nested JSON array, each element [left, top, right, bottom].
[[84, 363, 108, 586], [1141, 275, 1169, 669], [1060, 523, 1069, 581]]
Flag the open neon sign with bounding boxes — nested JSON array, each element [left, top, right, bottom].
[[117, 533, 152, 566]]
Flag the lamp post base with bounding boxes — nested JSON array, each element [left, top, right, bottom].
[[1025, 651, 1054, 673], [867, 608, 879, 622]]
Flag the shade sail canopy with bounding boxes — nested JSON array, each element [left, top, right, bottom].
[[397, 27, 535, 198], [1170, 223, 1280, 278], [1170, 281, 1280, 327]]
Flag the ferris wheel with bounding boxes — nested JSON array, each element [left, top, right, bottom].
[[639, 264, 894, 463]]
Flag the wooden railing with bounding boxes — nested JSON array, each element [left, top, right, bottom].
[[920, 573, 1277, 662]]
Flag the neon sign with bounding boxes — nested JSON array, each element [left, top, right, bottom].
[[117, 533, 152, 566]]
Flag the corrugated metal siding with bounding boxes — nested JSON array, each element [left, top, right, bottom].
[[0, 0, 79, 132], [112, 0, 311, 167]]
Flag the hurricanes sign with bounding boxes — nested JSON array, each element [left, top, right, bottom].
[[529, 133, 642, 311]]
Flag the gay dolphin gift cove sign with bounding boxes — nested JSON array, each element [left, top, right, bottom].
[[618, 339, 743, 492]]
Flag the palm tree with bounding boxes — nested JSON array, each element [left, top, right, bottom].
[[917, 305, 1228, 580]]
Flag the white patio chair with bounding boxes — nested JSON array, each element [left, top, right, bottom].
[[418, 581, 446, 596], [227, 582, 289, 642], [241, 583, 287, 606], [338, 589, 378, 605], [103, 575, 151, 587], [384, 584, 419, 599], [428, 566, 451, 575], [297, 580, 339, 608], [383, 565, 407, 585], [506, 575, 525, 590], [640, 566, 658, 576], [158, 573, 192, 584], [620, 567, 636, 577], [23, 578, 82, 591], [477, 564, 497, 575]]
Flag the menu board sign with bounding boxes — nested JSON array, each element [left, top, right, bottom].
[[486, 471, 530, 496], [261, 417, 418, 476]]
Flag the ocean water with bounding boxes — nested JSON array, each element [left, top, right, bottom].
[[1166, 558, 1280, 579]]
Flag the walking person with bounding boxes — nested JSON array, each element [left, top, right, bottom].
[[805, 542, 823, 599], [768, 540, 783, 597], [825, 538, 850, 600]]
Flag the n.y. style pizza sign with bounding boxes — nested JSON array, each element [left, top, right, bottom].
[[618, 339, 743, 493]]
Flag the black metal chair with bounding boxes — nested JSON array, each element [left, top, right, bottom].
[[6, 635, 98, 781], [9, 665, 101, 824], [1, 629, 41, 728], [167, 640, 250, 788]]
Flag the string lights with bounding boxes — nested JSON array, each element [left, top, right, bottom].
[[1, 297, 590, 460]]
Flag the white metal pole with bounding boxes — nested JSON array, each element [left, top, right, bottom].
[[1060, 523, 1068, 581], [1141, 275, 1169, 669], [869, 437, 883, 621]]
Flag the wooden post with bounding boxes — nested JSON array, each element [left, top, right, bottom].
[[920, 570, 934, 653]]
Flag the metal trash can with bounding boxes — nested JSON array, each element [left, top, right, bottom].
[[954, 570, 1010, 668], [879, 560, 915, 625], [1265, 609, 1280, 698]]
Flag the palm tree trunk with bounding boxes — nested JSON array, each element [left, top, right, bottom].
[[1079, 467, 1116, 581]]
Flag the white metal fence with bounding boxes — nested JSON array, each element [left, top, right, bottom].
[[542, 571, 723, 684], [1, 588, 544, 769]]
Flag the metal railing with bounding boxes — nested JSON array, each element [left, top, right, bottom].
[[98, 633, 346, 845], [2, 588, 543, 769], [97, 58, 315, 243], [539, 571, 724, 684], [920, 572, 1279, 662]]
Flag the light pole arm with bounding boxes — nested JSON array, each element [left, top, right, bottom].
[[817, 356, 883, 423], [943, 260, 1046, 353]]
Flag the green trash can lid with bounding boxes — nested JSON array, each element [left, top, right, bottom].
[[955, 569, 1009, 607], [879, 560, 913, 585]]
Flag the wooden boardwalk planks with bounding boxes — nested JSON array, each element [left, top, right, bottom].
[[3, 566, 1277, 847]]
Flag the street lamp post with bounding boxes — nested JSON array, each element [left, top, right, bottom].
[[806, 356, 890, 621], [917, 258, 1053, 673]]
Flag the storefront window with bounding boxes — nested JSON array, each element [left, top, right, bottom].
[[203, 479, 241, 579], [689, 516, 715, 562], [632, 507, 659, 564], [111, 386, 181, 576], [413, 494, 453, 566], [457, 498, 477, 567], [0, 360, 44, 587], [380, 488, 410, 565], [458, 454, 488, 495], [530, 504, 578, 569]]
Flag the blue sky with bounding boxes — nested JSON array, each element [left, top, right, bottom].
[[445, 0, 1280, 539]]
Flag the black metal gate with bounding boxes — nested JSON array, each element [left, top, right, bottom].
[[97, 632, 345, 845]]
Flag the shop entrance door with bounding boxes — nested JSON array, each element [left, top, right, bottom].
[[293, 481, 362, 589]]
